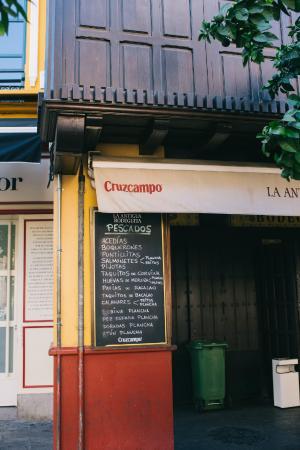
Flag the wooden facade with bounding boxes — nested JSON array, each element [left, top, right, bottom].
[[41, 0, 293, 171], [45, 0, 291, 110]]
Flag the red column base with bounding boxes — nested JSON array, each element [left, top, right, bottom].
[[50, 346, 175, 450]]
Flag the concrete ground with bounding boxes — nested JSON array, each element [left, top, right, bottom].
[[0, 408, 52, 450], [175, 404, 300, 450], [1, 405, 300, 449]]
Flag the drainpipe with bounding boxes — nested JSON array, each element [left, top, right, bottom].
[[56, 173, 62, 450], [78, 161, 85, 450]]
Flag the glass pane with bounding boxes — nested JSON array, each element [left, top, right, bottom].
[[9, 276, 15, 321], [10, 224, 16, 270], [0, 328, 6, 372], [0, 225, 8, 270], [9, 327, 13, 373], [0, 276, 7, 321]]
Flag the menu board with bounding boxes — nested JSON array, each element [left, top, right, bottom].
[[94, 213, 166, 346], [24, 220, 53, 322]]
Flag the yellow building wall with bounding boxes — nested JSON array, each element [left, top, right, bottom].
[[0, 102, 38, 119], [24, 0, 47, 94], [56, 144, 164, 347]]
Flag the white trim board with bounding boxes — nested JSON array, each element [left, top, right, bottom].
[[0, 127, 37, 134]]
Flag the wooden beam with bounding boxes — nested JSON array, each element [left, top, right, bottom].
[[201, 123, 232, 152], [139, 119, 170, 155], [85, 120, 103, 151], [54, 114, 85, 175]]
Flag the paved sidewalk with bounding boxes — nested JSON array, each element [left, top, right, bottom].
[[175, 404, 300, 450], [1, 405, 300, 449], [0, 409, 52, 450]]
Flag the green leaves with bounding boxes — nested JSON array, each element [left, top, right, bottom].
[[249, 6, 265, 14], [200, 0, 300, 179], [220, 3, 232, 17], [281, 0, 300, 12], [0, 0, 28, 36], [288, 94, 300, 108], [253, 31, 277, 43], [235, 8, 249, 21], [263, 41, 300, 98], [250, 14, 272, 31], [199, 1, 285, 65], [258, 96, 300, 180]]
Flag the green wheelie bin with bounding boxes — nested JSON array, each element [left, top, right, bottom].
[[188, 341, 228, 411]]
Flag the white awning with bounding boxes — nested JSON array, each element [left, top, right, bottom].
[[92, 156, 300, 216]]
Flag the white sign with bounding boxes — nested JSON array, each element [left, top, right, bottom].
[[24, 220, 53, 322], [0, 159, 52, 202], [93, 158, 300, 216], [24, 327, 53, 387]]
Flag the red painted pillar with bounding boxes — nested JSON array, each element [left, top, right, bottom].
[[51, 346, 175, 450]]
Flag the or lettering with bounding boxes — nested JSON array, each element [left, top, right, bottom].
[[0, 177, 23, 191]]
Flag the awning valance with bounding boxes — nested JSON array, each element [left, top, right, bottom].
[[92, 156, 300, 216], [0, 119, 41, 163]]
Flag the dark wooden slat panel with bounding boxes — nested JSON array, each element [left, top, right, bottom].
[[201, 246, 216, 342], [256, 239, 300, 365], [188, 231, 201, 341], [163, 47, 194, 94], [293, 240, 300, 355], [244, 256, 259, 351], [220, 240, 237, 347], [260, 58, 277, 102], [171, 229, 189, 345], [267, 11, 282, 48], [150, 0, 163, 93], [110, 0, 122, 88], [191, 0, 208, 97], [162, 0, 191, 38], [208, 238, 225, 343], [79, 0, 108, 29], [121, 0, 152, 34], [174, 228, 261, 352], [171, 231, 193, 407], [189, 240, 214, 341], [283, 241, 299, 357], [45, 0, 60, 98], [233, 248, 248, 351], [62, 0, 76, 87], [121, 43, 153, 90], [221, 53, 251, 99], [203, 0, 223, 98], [78, 39, 111, 86]]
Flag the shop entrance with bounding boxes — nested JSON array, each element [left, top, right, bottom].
[[171, 218, 300, 407]]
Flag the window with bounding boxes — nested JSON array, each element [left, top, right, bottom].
[[0, 1, 27, 89]]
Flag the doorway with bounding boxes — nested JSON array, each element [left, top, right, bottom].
[[0, 221, 17, 406], [171, 221, 300, 407]]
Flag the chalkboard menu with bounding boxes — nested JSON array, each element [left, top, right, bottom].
[[94, 213, 166, 346]]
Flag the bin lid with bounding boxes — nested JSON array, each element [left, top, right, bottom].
[[272, 358, 298, 365], [188, 340, 228, 350]]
